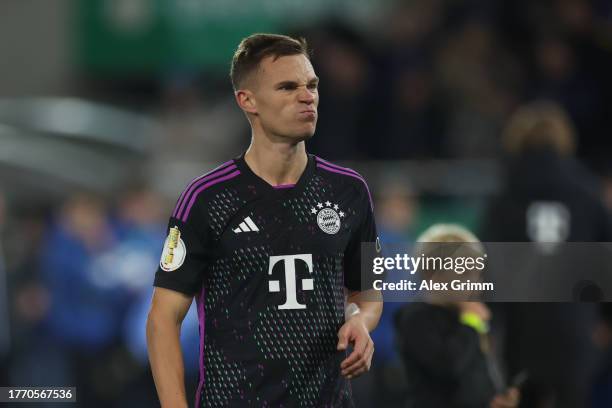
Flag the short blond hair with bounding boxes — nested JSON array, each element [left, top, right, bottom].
[[417, 223, 481, 244], [414, 224, 485, 271]]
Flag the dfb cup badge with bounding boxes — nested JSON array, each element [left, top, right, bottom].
[[160, 226, 186, 271]]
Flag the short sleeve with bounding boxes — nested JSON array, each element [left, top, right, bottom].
[[153, 209, 212, 296], [344, 187, 378, 291]]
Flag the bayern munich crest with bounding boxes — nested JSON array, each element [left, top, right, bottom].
[[311, 201, 344, 234]]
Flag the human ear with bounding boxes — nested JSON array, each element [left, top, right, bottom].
[[235, 90, 257, 114]]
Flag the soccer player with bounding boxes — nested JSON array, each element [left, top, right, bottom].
[[147, 33, 382, 407]]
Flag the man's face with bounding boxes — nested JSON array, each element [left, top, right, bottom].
[[247, 54, 319, 141]]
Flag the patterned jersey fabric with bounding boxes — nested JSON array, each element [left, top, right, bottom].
[[154, 153, 377, 408]]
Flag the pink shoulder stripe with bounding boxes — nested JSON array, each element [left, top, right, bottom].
[[316, 163, 373, 210], [314, 156, 361, 177], [173, 160, 235, 219], [180, 170, 241, 222]]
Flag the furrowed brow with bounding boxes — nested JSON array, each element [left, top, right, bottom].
[[275, 77, 319, 88], [275, 80, 299, 88]]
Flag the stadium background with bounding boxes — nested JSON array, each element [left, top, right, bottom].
[[1, 0, 612, 406]]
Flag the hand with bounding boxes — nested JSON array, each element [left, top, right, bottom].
[[337, 315, 374, 379], [490, 387, 520, 408], [458, 301, 491, 321]]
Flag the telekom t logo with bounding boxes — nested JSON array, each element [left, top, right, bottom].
[[268, 254, 314, 310]]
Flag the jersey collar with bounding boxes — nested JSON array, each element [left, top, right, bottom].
[[235, 152, 315, 197]]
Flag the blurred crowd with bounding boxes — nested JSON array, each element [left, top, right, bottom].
[[305, 0, 612, 168], [0, 185, 201, 406], [2, 0, 612, 406]]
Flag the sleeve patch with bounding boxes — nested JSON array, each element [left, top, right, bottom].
[[159, 226, 187, 272]]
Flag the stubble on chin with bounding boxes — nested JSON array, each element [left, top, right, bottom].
[[280, 122, 317, 143], [293, 128, 316, 143]]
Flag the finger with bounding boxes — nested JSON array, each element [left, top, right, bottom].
[[344, 344, 374, 379], [342, 339, 373, 376], [337, 326, 351, 351], [343, 339, 373, 374], [341, 334, 368, 370], [345, 348, 371, 380], [346, 365, 367, 380], [367, 341, 375, 365]]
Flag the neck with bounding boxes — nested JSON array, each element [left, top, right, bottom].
[[244, 133, 308, 186]]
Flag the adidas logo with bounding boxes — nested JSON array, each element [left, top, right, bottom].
[[233, 216, 260, 233]]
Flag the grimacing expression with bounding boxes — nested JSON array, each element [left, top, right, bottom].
[[248, 54, 319, 141]]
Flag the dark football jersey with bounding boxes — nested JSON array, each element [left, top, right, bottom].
[[154, 153, 377, 408]]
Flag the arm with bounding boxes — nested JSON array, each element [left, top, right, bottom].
[[338, 176, 382, 378], [147, 287, 193, 408], [346, 289, 383, 331], [337, 289, 383, 378]]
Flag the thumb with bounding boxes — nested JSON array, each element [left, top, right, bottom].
[[337, 326, 350, 350]]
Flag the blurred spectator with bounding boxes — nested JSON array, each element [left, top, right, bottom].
[[7, 192, 153, 405], [306, 22, 374, 160], [150, 74, 248, 201], [395, 224, 519, 408], [115, 183, 200, 402], [482, 101, 612, 408], [9, 187, 192, 406], [108, 183, 200, 405], [376, 181, 419, 244], [369, 0, 447, 159], [483, 100, 612, 243], [34, 193, 132, 406], [435, 18, 522, 158], [107, 182, 167, 294], [377, 64, 448, 159], [40, 193, 120, 350], [353, 182, 419, 407], [2, 193, 47, 355], [530, 32, 605, 159], [156, 73, 246, 163]]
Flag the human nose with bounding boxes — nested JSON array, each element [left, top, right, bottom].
[[298, 86, 315, 104]]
